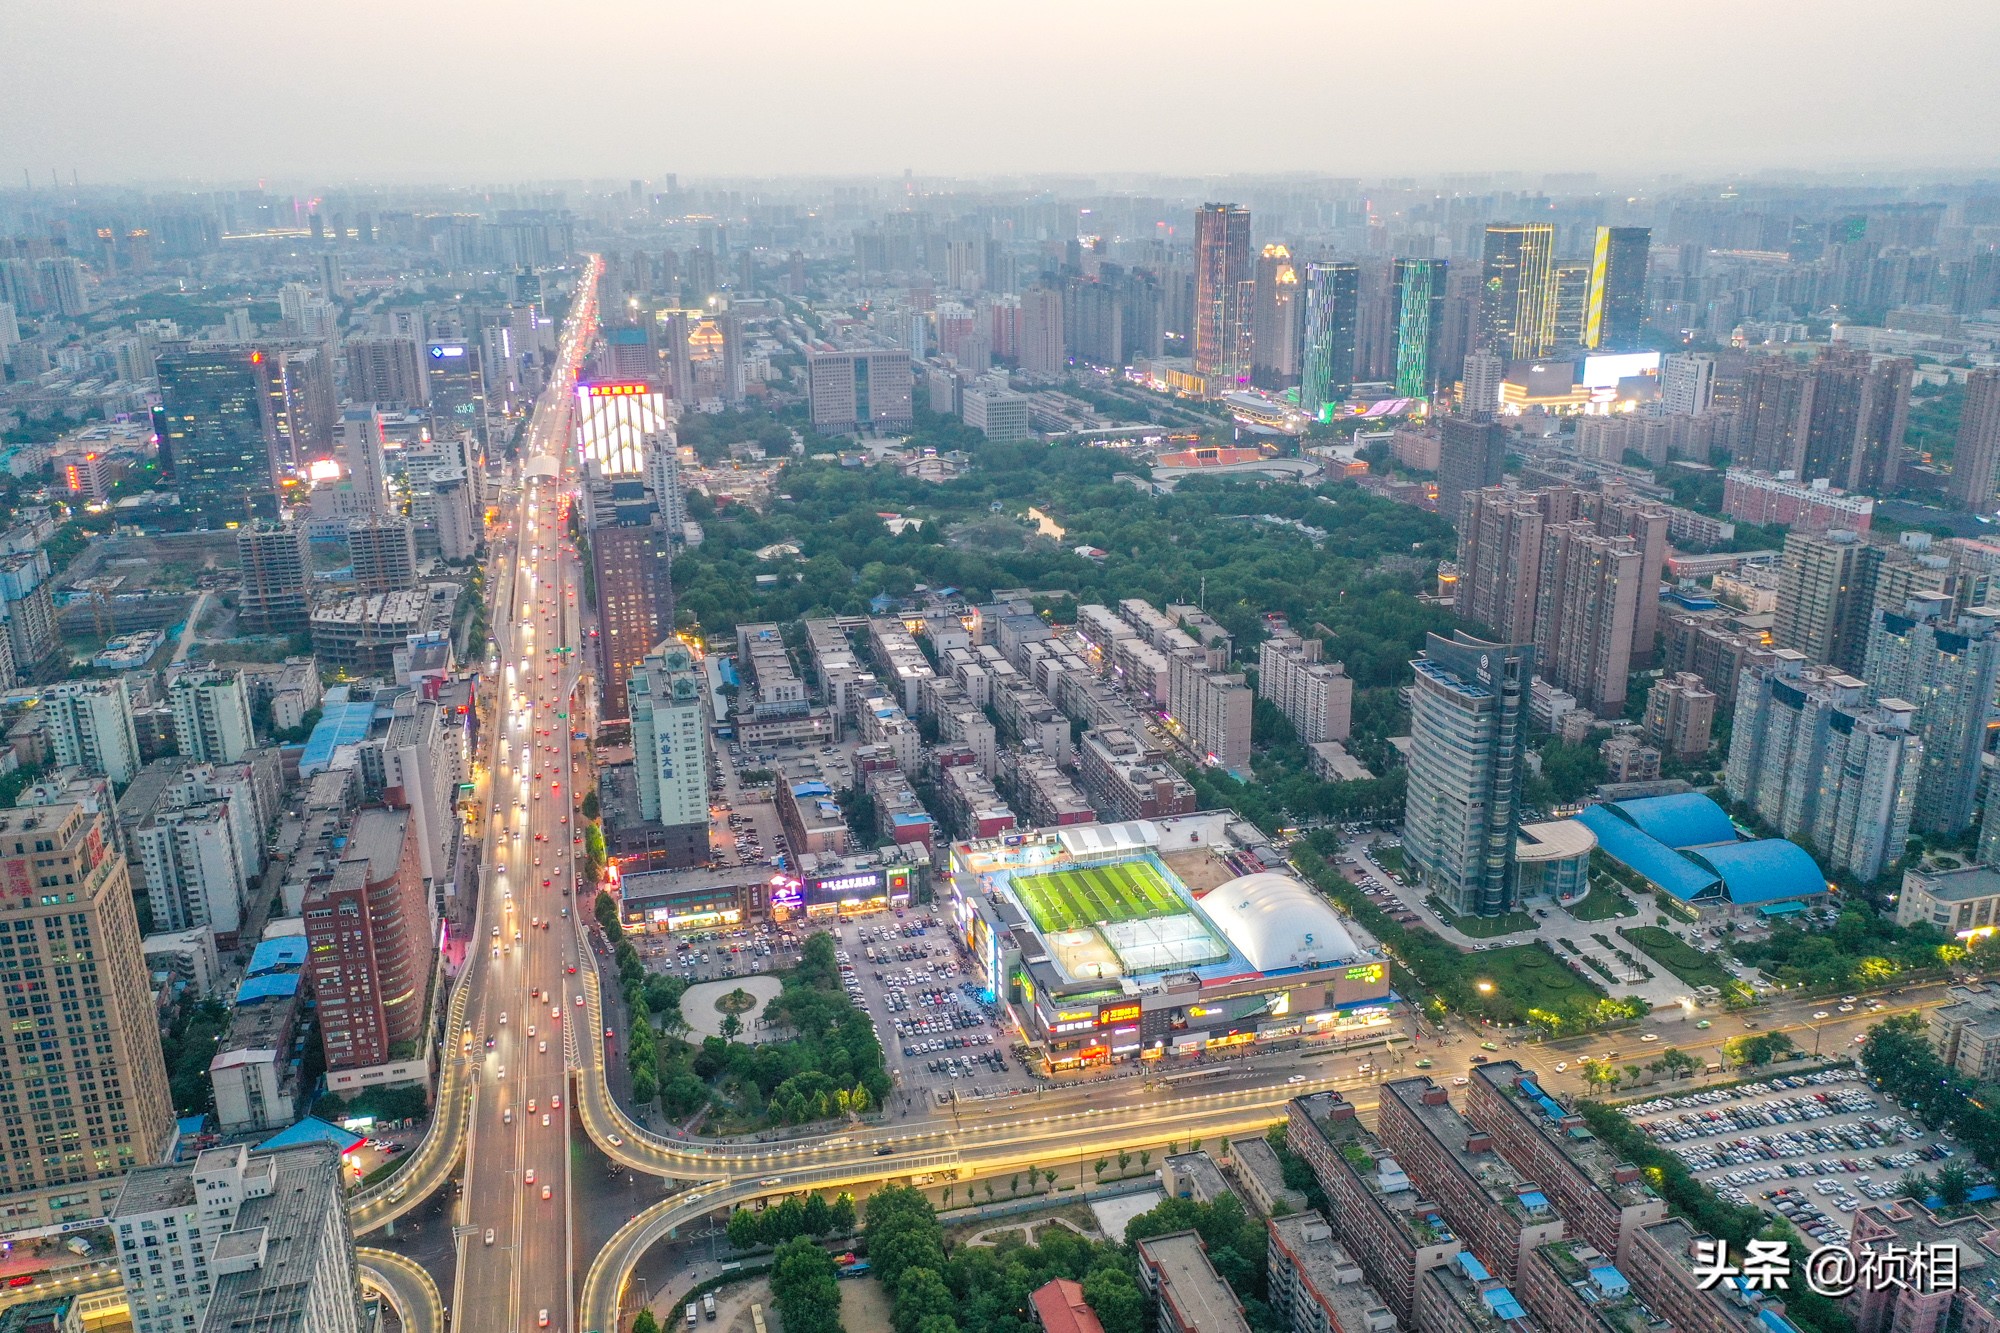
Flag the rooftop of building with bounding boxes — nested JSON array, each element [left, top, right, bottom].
[[1385, 1078, 1558, 1223], [1517, 820, 1597, 863], [202, 1145, 351, 1331], [1029, 1279, 1105, 1333], [1268, 1212, 1393, 1330], [1907, 864, 2000, 902], [1474, 1064, 1658, 1209], [1136, 1231, 1251, 1333], [113, 1161, 199, 1218], [1292, 1093, 1457, 1248], [1424, 1251, 1534, 1331], [1851, 1200, 2000, 1312], [0, 1294, 77, 1333], [1165, 1151, 1235, 1203], [1532, 1240, 1668, 1333], [346, 806, 409, 883], [1228, 1135, 1307, 1213], [1638, 1218, 1787, 1324]]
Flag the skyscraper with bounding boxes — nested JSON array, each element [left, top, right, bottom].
[[341, 336, 428, 408], [1799, 346, 1911, 494], [1736, 355, 1815, 473], [627, 639, 712, 868], [805, 348, 914, 432], [1459, 350, 1504, 422], [1534, 521, 1644, 716], [1193, 203, 1253, 388], [260, 346, 334, 466], [1388, 258, 1448, 398], [337, 408, 388, 515], [1863, 593, 2000, 834], [1251, 244, 1302, 390], [1404, 632, 1533, 917], [0, 799, 174, 1214], [1584, 227, 1652, 350], [303, 807, 431, 1072], [1477, 223, 1557, 360], [1551, 261, 1592, 348], [155, 348, 279, 527], [1726, 655, 1920, 881], [1949, 368, 2000, 511], [587, 479, 675, 719], [1298, 260, 1359, 416], [423, 339, 488, 444]]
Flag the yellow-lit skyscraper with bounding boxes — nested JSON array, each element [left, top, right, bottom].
[[1251, 244, 1301, 390], [1193, 203, 1253, 389], [1477, 223, 1557, 360], [1584, 226, 1652, 350]]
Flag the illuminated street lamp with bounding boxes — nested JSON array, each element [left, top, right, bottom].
[[1475, 981, 1494, 994]]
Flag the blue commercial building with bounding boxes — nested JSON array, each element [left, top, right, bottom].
[[1574, 793, 1826, 909]]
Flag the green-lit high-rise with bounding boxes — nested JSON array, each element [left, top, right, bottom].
[[1299, 260, 1359, 418], [1389, 258, 1447, 399]]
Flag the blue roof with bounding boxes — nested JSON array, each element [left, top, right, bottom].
[[1610, 793, 1738, 849], [1455, 1252, 1492, 1283], [791, 781, 831, 798], [257, 1116, 365, 1154], [1589, 1265, 1630, 1297], [891, 813, 933, 828], [1483, 1289, 1528, 1322], [1688, 839, 1827, 905], [236, 973, 300, 1004], [1576, 806, 1722, 901], [177, 1114, 207, 1139], [300, 699, 379, 776], [248, 936, 308, 975], [1758, 901, 1811, 917]]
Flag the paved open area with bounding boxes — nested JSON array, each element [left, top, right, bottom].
[[1620, 1069, 1958, 1248], [679, 976, 783, 1042]]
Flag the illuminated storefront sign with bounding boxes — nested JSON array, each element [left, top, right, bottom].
[[1344, 963, 1387, 984], [1097, 1003, 1140, 1026]]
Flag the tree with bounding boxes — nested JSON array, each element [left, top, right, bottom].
[[1083, 1267, 1146, 1333], [631, 1313, 660, 1333], [1094, 1157, 1109, 1180], [581, 789, 600, 820], [726, 1207, 762, 1251], [891, 1268, 957, 1333], [1937, 1162, 1973, 1212], [769, 1237, 841, 1333], [594, 889, 622, 939]]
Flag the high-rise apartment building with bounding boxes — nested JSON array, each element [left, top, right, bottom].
[[1642, 673, 1717, 759], [1736, 355, 1815, 474], [155, 348, 280, 527], [1251, 245, 1302, 390], [132, 800, 249, 942], [627, 640, 710, 868], [575, 380, 666, 478], [1725, 653, 1920, 881], [0, 799, 174, 1211], [1389, 258, 1448, 398], [1863, 593, 2000, 835], [1019, 284, 1065, 377], [341, 336, 429, 409], [302, 807, 431, 1072], [1459, 351, 1505, 422], [37, 257, 90, 317], [1950, 368, 2000, 511], [259, 346, 335, 466], [423, 339, 488, 444], [1404, 632, 1533, 917], [1298, 260, 1359, 416], [1193, 204, 1253, 388], [1774, 528, 1870, 668], [806, 348, 914, 432], [43, 679, 144, 784], [1660, 352, 1716, 416], [113, 1143, 365, 1333], [1455, 488, 1548, 643], [337, 408, 388, 515], [1533, 521, 1644, 715], [346, 514, 418, 594], [169, 669, 255, 763], [1799, 346, 1911, 494], [1477, 224, 1557, 360], [1167, 654, 1253, 774], [1583, 227, 1651, 350], [235, 521, 312, 634], [1436, 418, 1508, 524], [1256, 626, 1352, 744], [586, 478, 675, 719]]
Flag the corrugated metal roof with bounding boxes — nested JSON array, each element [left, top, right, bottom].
[[1688, 839, 1827, 905], [1611, 792, 1738, 849], [1575, 805, 1722, 901]]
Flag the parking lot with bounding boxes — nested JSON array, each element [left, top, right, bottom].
[[832, 913, 1025, 1109], [1620, 1070, 1959, 1248]]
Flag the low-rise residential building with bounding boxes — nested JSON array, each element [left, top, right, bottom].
[[1230, 1135, 1308, 1219], [1622, 1219, 1787, 1333], [1926, 984, 2000, 1082], [1164, 1151, 1240, 1207], [1078, 726, 1197, 821], [1288, 1092, 1462, 1324], [1898, 863, 2000, 935], [1267, 1212, 1398, 1333], [1136, 1231, 1253, 1333]]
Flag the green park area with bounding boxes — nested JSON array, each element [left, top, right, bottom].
[[1620, 925, 1737, 990], [1566, 884, 1638, 922]]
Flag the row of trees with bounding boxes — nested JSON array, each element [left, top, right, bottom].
[[726, 1191, 857, 1251], [1863, 1016, 2000, 1181], [770, 1236, 844, 1333]]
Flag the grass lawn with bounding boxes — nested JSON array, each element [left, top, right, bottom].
[[1428, 897, 1537, 938], [1013, 859, 1181, 934], [1567, 884, 1638, 922], [1470, 942, 1605, 1014], [1620, 925, 1736, 990]]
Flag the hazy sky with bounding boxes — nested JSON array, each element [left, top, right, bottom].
[[4, 0, 1998, 186]]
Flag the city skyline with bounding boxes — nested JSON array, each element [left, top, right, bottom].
[[3, 1, 1999, 183]]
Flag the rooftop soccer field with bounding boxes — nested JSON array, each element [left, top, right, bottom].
[[1012, 858, 1183, 934]]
